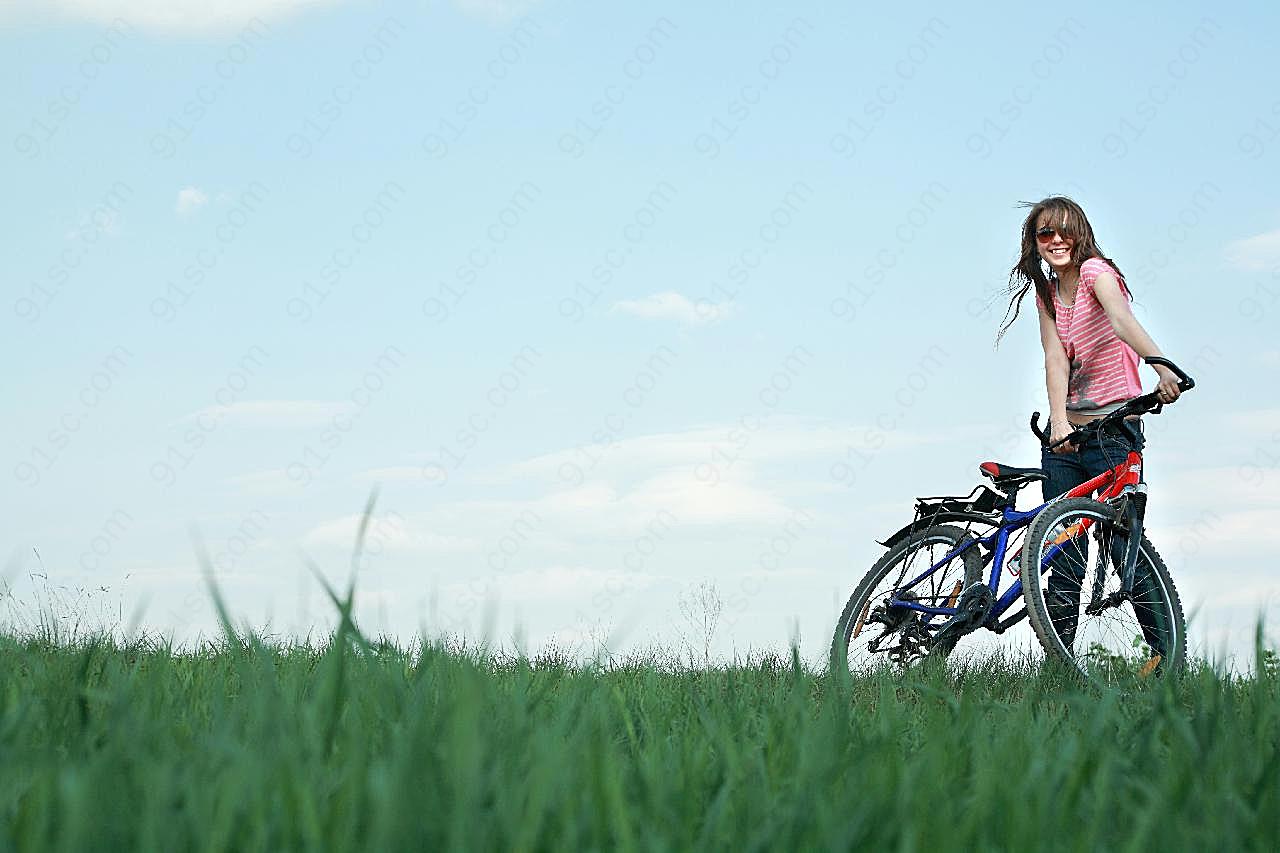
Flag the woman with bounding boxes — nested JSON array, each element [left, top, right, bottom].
[[999, 196, 1182, 641], [1001, 196, 1181, 492]]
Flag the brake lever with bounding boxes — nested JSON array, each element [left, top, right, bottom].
[[1057, 429, 1090, 451], [1033, 411, 1090, 451]]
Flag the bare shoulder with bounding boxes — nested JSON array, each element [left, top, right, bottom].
[[1079, 257, 1116, 280]]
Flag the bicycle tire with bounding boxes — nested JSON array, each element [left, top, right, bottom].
[[1020, 497, 1185, 682], [831, 524, 984, 674]]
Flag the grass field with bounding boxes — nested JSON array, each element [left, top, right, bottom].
[[3, 601, 1279, 852]]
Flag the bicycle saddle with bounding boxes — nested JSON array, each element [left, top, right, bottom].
[[978, 462, 1046, 487]]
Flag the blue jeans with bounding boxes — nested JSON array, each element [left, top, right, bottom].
[[1038, 419, 1147, 648], [1041, 418, 1145, 501]]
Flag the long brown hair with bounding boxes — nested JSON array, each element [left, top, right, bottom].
[[995, 196, 1130, 345]]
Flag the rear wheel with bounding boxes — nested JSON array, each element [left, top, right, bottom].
[[1020, 497, 1185, 682], [831, 525, 984, 675]]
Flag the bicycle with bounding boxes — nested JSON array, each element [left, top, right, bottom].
[[830, 356, 1195, 683]]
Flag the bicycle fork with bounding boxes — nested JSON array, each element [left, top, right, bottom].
[[1086, 484, 1147, 615]]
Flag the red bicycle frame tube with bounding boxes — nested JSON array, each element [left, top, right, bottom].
[[1062, 450, 1143, 500]]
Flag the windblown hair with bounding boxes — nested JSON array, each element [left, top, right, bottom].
[[995, 196, 1130, 346]]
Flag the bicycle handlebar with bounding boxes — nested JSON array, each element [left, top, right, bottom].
[[1030, 356, 1195, 449], [1143, 356, 1195, 391]]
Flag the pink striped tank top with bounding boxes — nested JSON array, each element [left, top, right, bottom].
[[1037, 258, 1142, 415]]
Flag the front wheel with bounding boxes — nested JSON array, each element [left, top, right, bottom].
[[831, 525, 984, 675], [1020, 497, 1185, 682]]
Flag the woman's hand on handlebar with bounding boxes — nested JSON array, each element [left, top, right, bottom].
[[1153, 364, 1182, 404], [1049, 419, 1078, 454]]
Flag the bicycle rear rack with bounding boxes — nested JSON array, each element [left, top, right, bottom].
[[912, 484, 1003, 521]]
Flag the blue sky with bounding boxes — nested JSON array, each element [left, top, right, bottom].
[[4, 0, 1279, 664]]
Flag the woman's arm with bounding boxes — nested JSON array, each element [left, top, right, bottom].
[[1038, 300, 1075, 452], [1091, 271, 1182, 403]]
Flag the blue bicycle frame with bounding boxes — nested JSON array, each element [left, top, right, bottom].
[[888, 502, 1058, 627]]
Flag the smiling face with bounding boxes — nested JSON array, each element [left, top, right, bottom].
[[1003, 196, 1112, 341], [1035, 209, 1076, 273]]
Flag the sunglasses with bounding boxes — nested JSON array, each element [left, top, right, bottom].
[[1035, 225, 1071, 244]]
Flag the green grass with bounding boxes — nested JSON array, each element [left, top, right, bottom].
[[3, 614, 1279, 852]]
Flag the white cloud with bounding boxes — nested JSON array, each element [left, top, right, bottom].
[[623, 470, 791, 524], [500, 419, 946, 488], [353, 466, 432, 484], [445, 564, 657, 602], [303, 513, 478, 554], [222, 468, 300, 495], [1153, 464, 1280, 512], [65, 206, 121, 240], [1, 0, 342, 36], [1142, 466, 1280, 565], [447, 468, 791, 531], [1156, 508, 1280, 549], [613, 292, 730, 326], [1225, 228, 1280, 271], [175, 187, 208, 216], [413, 422, 861, 538], [181, 400, 354, 429], [1223, 408, 1280, 435], [450, 0, 540, 25], [348, 470, 791, 564]]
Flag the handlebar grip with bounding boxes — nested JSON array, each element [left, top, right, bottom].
[[1030, 412, 1048, 444], [1145, 356, 1195, 391]]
